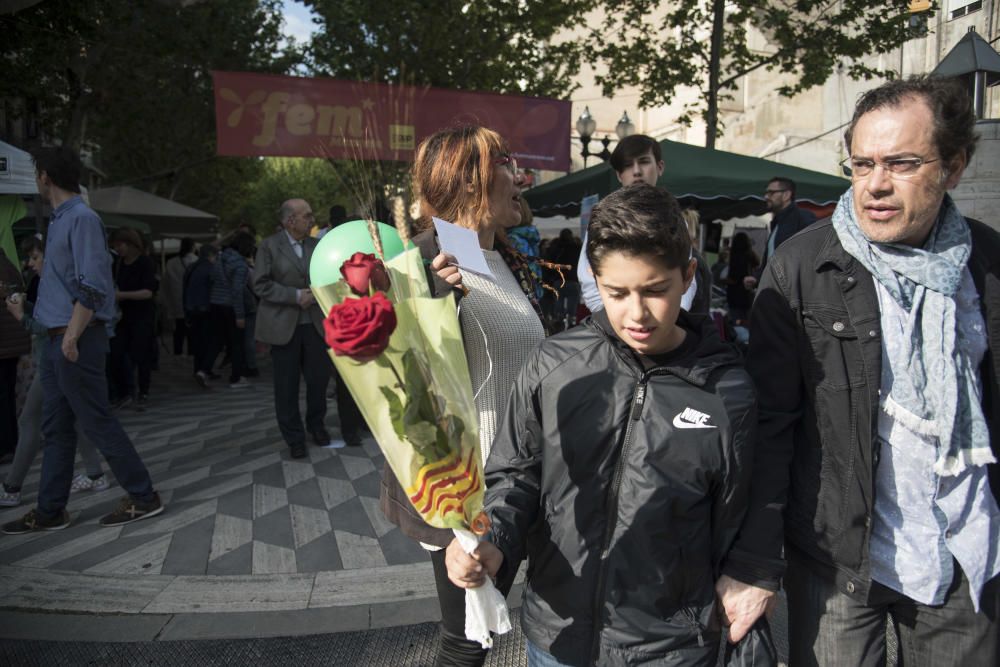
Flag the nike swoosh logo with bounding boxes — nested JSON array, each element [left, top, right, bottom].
[[672, 415, 717, 429]]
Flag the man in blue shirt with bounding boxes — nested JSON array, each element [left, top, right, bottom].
[[2, 147, 163, 534]]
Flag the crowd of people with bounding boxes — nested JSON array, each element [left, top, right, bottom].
[[0, 74, 996, 666], [437, 75, 998, 667]]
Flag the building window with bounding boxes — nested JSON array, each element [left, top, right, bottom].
[[950, 0, 983, 19]]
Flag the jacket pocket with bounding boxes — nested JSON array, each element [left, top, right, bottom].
[[801, 308, 865, 390]]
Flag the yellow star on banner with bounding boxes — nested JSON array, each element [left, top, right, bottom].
[[362, 98, 375, 110]]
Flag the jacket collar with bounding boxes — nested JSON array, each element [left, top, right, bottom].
[[276, 230, 310, 274], [588, 308, 742, 386], [813, 219, 858, 274]]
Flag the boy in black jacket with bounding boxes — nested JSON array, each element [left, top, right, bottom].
[[446, 184, 760, 666]]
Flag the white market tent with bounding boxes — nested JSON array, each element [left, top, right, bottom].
[[88, 186, 219, 240], [0, 140, 38, 195], [0, 140, 37, 263]]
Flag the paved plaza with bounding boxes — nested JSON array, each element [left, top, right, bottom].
[[0, 342, 862, 666], [0, 345, 451, 642]]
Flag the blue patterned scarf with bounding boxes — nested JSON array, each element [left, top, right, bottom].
[[832, 188, 993, 476]]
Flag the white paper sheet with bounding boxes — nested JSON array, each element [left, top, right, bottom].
[[432, 217, 494, 280]]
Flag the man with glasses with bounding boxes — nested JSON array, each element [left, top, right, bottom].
[[743, 177, 816, 292], [715, 76, 1000, 664]]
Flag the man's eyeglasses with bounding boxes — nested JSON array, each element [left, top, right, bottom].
[[840, 156, 940, 179], [494, 153, 518, 175], [763, 189, 788, 196]]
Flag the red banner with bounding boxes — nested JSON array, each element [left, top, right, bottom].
[[212, 71, 571, 171]]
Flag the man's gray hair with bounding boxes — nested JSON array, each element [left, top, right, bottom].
[[278, 200, 297, 224]]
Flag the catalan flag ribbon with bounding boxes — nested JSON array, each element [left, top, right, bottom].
[[407, 446, 482, 525]]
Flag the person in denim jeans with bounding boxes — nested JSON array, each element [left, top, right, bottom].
[[2, 146, 163, 534], [1, 236, 109, 507]]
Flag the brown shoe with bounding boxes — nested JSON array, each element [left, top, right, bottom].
[[99, 492, 164, 527], [2, 509, 71, 534]]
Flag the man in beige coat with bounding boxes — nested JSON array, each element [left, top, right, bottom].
[[253, 199, 333, 459]]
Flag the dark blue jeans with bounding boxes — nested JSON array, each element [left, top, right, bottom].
[[785, 551, 999, 666], [525, 640, 574, 667], [38, 325, 155, 519]]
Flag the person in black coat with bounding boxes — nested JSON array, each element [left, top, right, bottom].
[[109, 228, 158, 408], [183, 244, 219, 386]]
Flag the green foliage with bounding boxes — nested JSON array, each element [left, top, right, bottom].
[[1, 0, 302, 222], [304, 0, 588, 98], [589, 0, 934, 145], [298, 0, 593, 225], [1, 0, 592, 226], [215, 156, 356, 232], [379, 348, 454, 463], [380, 385, 408, 440]]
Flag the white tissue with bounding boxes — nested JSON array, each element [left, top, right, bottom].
[[453, 528, 512, 648]]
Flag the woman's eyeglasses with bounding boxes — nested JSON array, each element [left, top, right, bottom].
[[494, 153, 518, 175]]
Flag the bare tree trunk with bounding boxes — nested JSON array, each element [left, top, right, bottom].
[[705, 0, 725, 149], [168, 171, 184, 200], [62, 67, 89, 153]]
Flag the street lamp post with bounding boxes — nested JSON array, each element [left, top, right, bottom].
[[576, 108, 635, 167]]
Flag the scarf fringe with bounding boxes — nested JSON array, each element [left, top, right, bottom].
[[934, 447, 998, 477], [882, 395, 939, 437]]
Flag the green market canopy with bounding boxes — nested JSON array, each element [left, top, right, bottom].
[[523, 138, 849, 221]]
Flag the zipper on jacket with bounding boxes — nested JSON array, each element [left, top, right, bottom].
[[630, 383, 646, 421], [590, 372, 654, 664], [681, 607, 706, 648], [602, 375, 651, 558]]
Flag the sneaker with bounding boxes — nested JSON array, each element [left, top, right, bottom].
[[2, 509, 71, 534], [70, 473, 110, 493], [0, 487, 21, 507], [194, 371, 209, 388], [244, 368, 260, 378], [99, 492, 164, 527], [136, 394, 149, 409], [229, 377, 251, 389], [112, 395, 133, 410]]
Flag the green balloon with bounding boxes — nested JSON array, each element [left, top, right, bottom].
[[309, 220, 408, 287]]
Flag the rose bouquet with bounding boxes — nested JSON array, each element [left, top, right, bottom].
[[314, 240, 487, 534], [311, 226, 510, 646]]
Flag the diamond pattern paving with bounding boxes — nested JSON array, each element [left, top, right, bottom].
[[0, 351, 429, 576]]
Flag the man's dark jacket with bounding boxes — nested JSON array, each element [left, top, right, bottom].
[[487, 310, 756, 666], [689, 249, 714, 315], [724, 216, 1000, 603], [758, 204, 817, 273]]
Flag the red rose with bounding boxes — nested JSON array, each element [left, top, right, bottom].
[[340, 252, 391, 296], [323, 292, 397, 361]]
